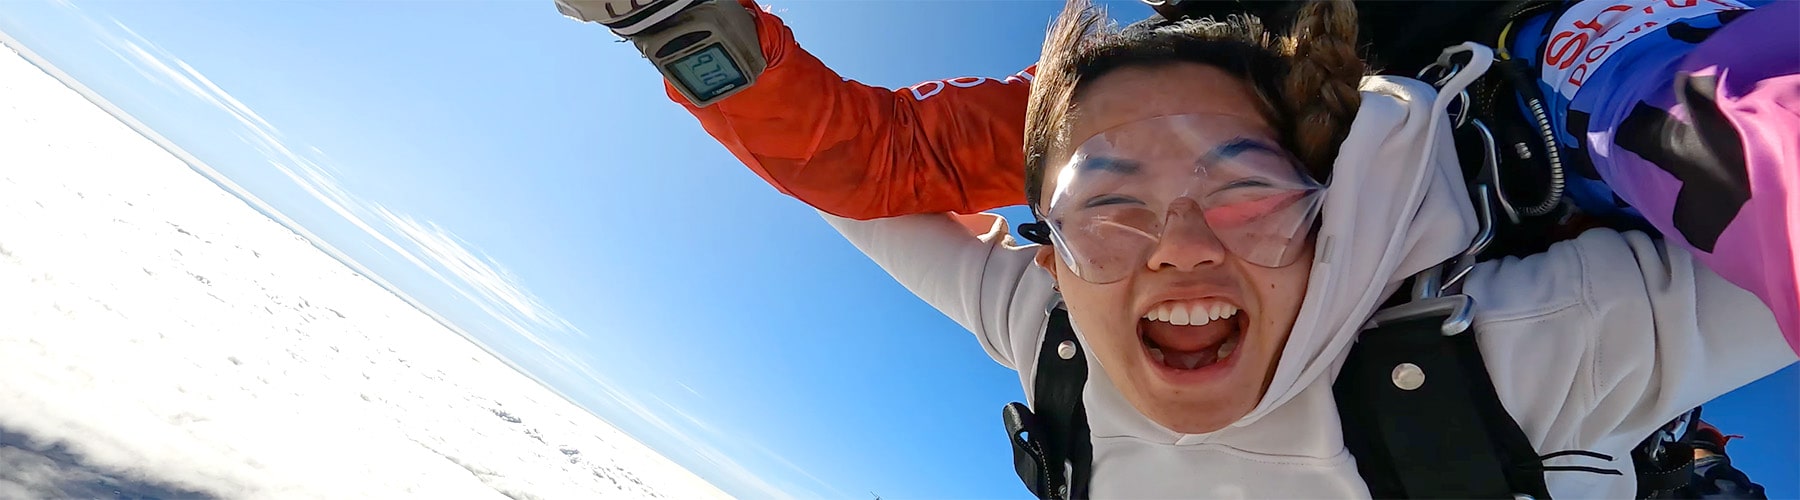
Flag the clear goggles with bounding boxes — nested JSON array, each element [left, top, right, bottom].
[[1025, 114, 1325, 284]]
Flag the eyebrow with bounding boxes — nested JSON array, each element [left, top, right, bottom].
[[1073, 156, 1142, 174], [1188, 137, 1288, 170], [1201, 138, 1285, 165], [1072, 138, 1287, 175]]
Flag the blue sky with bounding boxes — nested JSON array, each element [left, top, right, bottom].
[[0, 1, 1793, 498]]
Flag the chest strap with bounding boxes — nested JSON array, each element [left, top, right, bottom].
[[1003, 305, 1092, 500], [1335, 295, 1552, 499]]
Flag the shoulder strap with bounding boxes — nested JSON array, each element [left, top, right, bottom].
[[1334, 296, 1552, 499], [1003, 305, 1092, 500]]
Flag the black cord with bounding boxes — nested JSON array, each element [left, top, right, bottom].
[[1542, 465, 1626, 476], [1541, 450, 1617, 461]]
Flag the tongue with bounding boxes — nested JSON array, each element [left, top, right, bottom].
[[1156, 346, 1220, 370]]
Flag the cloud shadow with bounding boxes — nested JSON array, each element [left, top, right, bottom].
[[0, 424, 216, 500]]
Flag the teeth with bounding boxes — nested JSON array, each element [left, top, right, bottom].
[[1149, 347, 1166, 364], [1187, 303, 1212, 326], [1217, 336, 1238, 359], [1215, 304, 1239, 321], [1142, 301, 1239, 326]]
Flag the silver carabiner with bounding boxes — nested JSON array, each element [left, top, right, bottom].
[[1378, 42, 1499, 332], [1440, 119, 1519, 295], [1471, 120, 1522, 226], [1417, 58, 1473, 129]]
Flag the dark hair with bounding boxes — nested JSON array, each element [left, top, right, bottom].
[[1022, 0, 1365, 211]]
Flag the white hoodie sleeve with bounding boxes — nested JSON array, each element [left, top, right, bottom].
[[1573, 230, 1798, 441], [1468, 228, 1797, 461], [820, 211, 1056, 370]]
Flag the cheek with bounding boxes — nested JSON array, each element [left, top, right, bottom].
[[1276, 259, 1313, 309], [1054, 272, 1138, 350], [1248, 261, 1312, 333], [1266, 268, 1308, 306]]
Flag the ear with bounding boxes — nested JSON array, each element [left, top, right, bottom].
[[1034, 246, 1060, 285]]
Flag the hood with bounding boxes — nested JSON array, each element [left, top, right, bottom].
[[1239, 72, 1480, 426], [1080, 52, 1486, 444]]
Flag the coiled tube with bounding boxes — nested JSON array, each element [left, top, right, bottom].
[[1518, 95, 1566, 217]]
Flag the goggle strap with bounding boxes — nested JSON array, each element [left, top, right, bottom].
[[1019, 221, 1056, 246]]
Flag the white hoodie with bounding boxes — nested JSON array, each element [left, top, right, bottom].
[[821, 71, 1798, 498]]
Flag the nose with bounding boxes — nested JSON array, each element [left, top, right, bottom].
[[1146, 198, 1227, 272]]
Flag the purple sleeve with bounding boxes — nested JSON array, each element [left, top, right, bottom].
[[1587, 1, 1800, 354]]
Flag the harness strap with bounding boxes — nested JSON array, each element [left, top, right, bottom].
[[1004, 306, 1092, 499], [1006, 304, 1564, 499], [1637, 441, 1698, 499], [1334, 309, 1552, 499], [997, 4, 1721, 495]]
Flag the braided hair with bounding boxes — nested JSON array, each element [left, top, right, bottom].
[[1280, 0, 1365, 175]]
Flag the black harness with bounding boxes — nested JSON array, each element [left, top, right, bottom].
[[1001, 296, 1547, 499], [1003, 305, 1092, 500], [1004, 292, 1696, 499], [1336, 296, 1550, 499]]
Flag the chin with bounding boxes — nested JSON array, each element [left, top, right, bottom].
[[1142, 384, 1257, 434], [1154, 406, 1241, 435]]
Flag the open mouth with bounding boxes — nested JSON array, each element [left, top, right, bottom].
[[1139, 301, 1247, 376]]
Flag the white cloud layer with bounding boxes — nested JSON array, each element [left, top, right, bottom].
[[0, 2, 846, 498], [0, 35, 733, 500]]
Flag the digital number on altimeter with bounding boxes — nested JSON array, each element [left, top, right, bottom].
[[668, 44, 747, 101]]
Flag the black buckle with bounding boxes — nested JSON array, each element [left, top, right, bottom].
[[1004, 402, 1059, 499], [1366, 294, 1477, 336], [1636, 441, 1696, 499]]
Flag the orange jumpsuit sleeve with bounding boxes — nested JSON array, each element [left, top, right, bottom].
[[664, 0, 1032, 220]]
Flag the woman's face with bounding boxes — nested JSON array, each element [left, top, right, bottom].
[[1035, 63, 1315, 434]]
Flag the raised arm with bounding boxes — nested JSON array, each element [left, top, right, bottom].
[[1470, 229, 1797, 460], [821, 211, 1054, 370], [1580, 231, 1794, 442], [666, 0, 1033, 220]]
